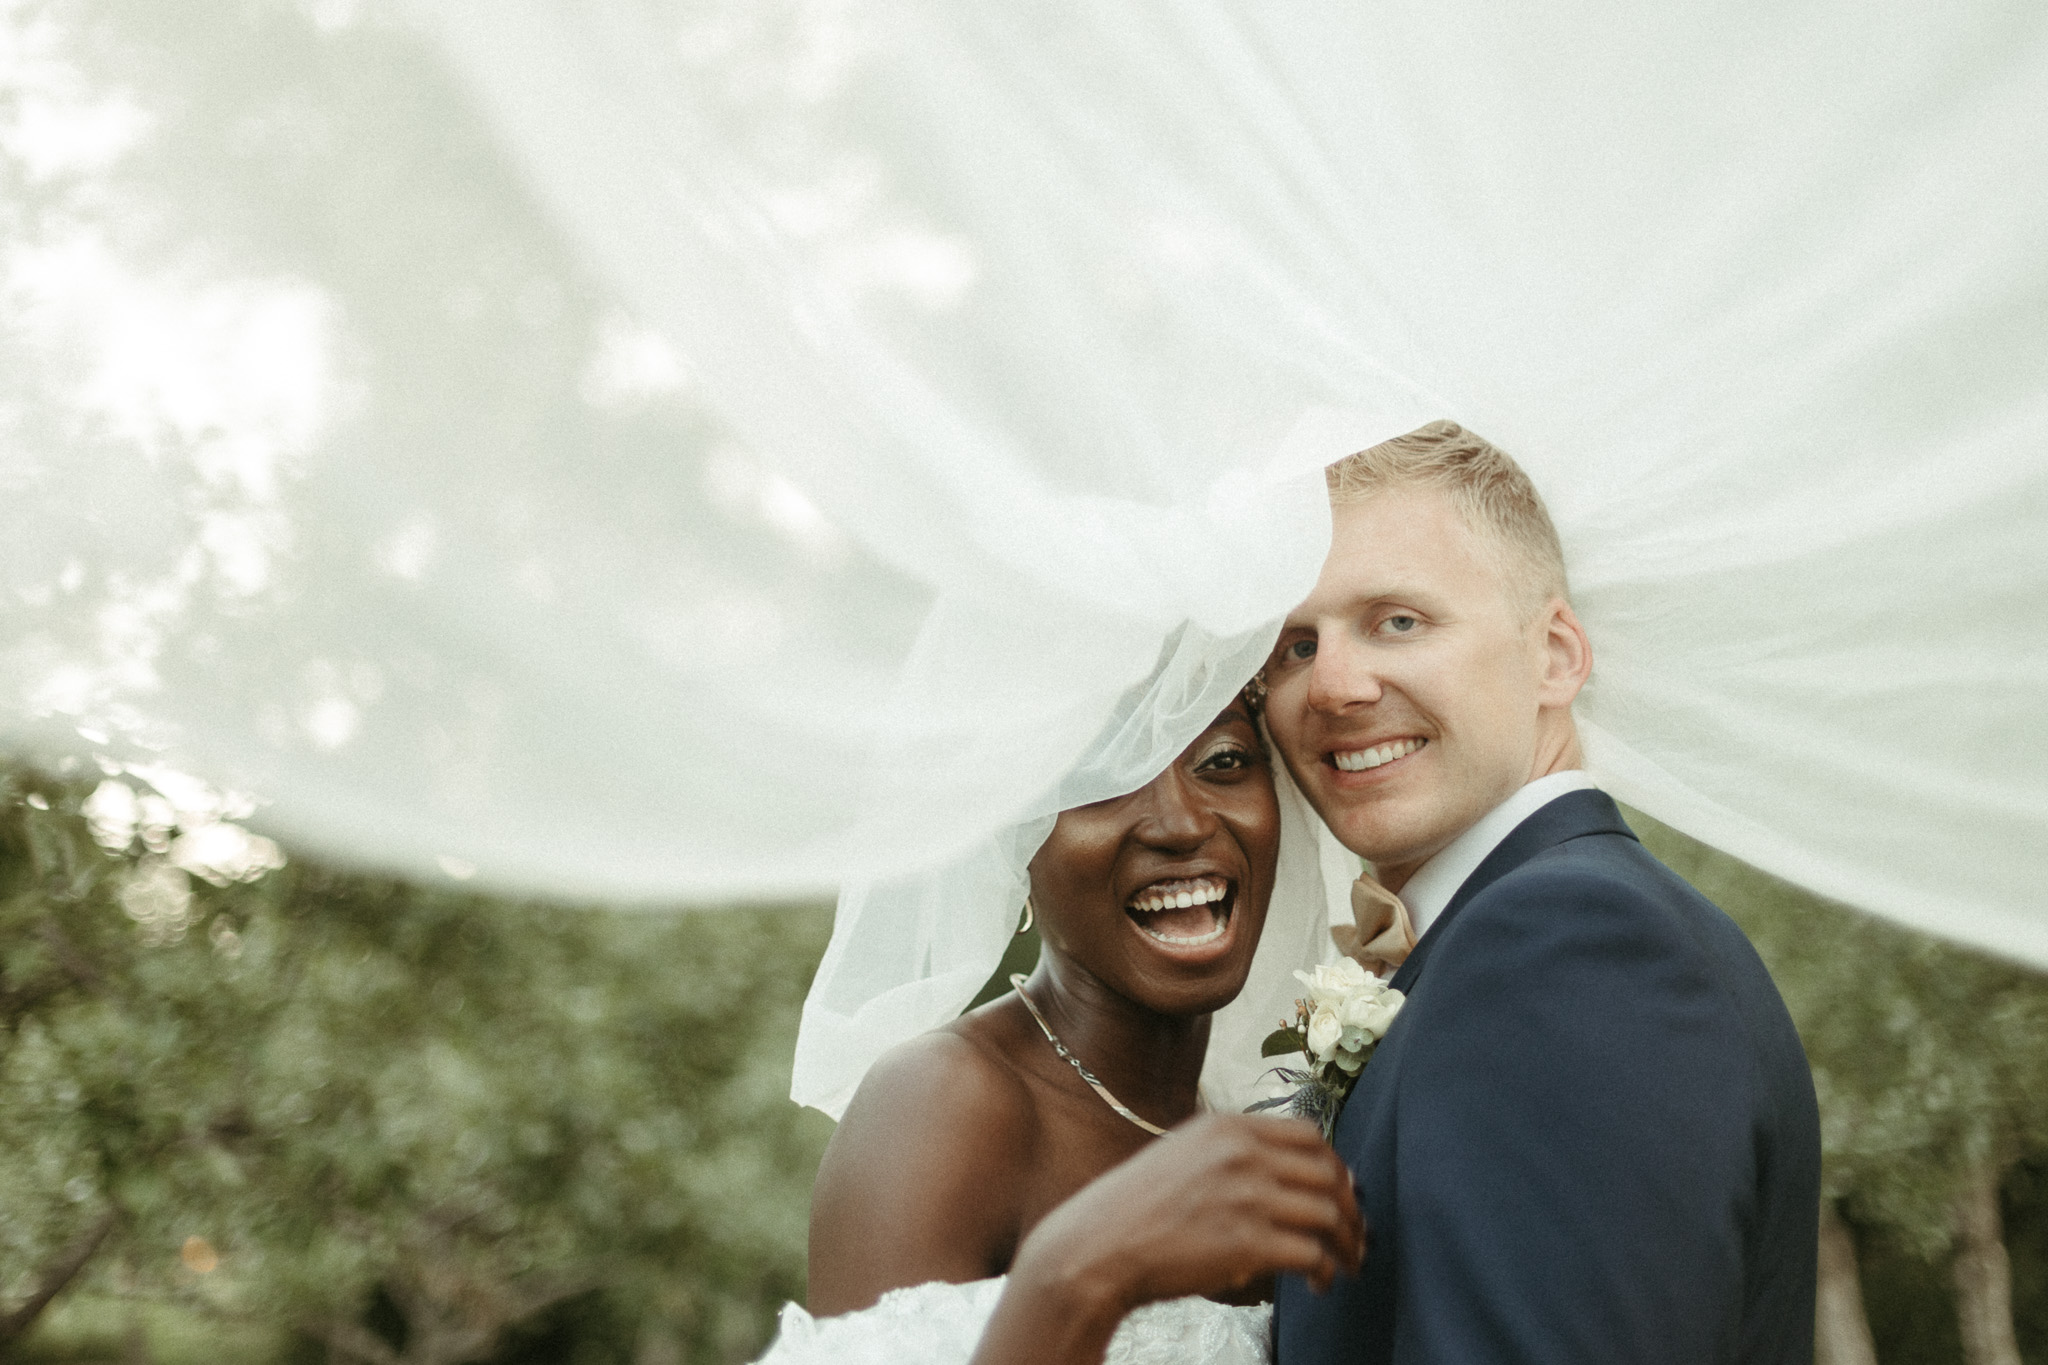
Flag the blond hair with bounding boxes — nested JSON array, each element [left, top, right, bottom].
[[1326, 420, 1568, 616]]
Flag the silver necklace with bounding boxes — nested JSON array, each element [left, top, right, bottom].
[[1010, 974, 1168, 1136]]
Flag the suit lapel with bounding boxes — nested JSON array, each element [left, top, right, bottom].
[[1387, 789, 1637, 996]]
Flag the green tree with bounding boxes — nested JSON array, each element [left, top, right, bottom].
[[12, 772, 2045, 1364], [1, 764, 834, 1364]]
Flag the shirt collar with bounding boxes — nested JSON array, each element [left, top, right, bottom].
[[1392, 770, 1600, 935]]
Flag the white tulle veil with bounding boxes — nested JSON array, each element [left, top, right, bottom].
[[1, 0, 2044, 1121]]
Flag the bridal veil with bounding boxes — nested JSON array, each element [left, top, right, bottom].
[[1, 2, 2042, 1113]]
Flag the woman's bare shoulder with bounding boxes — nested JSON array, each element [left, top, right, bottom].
[[807, 1009, 1042, 1314], [819, 1016, 1040, 1201], [861, 1012, 1037, 1126]]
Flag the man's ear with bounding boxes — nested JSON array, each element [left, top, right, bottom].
[[1536, 600, 1592, 708]]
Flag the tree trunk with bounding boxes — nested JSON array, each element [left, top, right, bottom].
[[314, 1317, 400, 1365], [386, 1267, 596, 1365], [122, 1313, 156, 1365], [1952, 1163, 2022, 1365], [0, 1209, 117, 1350], [1814, 1199, 1878, 1365]]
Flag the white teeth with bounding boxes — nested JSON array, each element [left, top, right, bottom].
[[1127, 875, 1232, 947], [1137, 918, 1228, 947], [1126, 876, 1229, 914], [1333, 738, 1425, 772]]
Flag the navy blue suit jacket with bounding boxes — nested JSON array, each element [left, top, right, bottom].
[[1275, 790, 1819, 1365]]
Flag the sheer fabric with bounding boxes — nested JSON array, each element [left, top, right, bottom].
[[1, 1, 2043, 1114]]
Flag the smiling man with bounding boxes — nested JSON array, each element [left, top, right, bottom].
[[1268, 422, 1822, 1365]]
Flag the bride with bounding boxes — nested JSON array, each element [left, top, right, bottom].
[[763, 690, 1361, 1364]]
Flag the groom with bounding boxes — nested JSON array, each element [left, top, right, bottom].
[[1268, 423, 1820, 1364]]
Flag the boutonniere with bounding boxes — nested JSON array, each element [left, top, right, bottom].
[[1249, 957, 1405, 1141]]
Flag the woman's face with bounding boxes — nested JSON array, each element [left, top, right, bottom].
[[1026, 700, 1280, 1017]]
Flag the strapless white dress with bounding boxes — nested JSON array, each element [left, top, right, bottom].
[[758, 1277, 1271, 1365]]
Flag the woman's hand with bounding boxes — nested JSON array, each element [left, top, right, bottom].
[[970, 1114, 1363, 1365], [1024, 1112, 1364, 1305]]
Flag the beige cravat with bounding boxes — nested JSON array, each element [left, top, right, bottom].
[[1331, 871, 1417, 979]]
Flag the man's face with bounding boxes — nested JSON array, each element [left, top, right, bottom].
[[1265, 486, 1565, 882]]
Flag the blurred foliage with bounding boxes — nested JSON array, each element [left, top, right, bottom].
[[4, 770, 2046, 1364], [1, 763, 833, 1364]]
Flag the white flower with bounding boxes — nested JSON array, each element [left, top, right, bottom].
[[1305, 1005, 1344, 1062], [1294, 957, 1370, 1008], [1339, 986, 1404, 1041]]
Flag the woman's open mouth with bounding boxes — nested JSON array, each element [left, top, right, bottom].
[[1125, 875, 1233, 948]]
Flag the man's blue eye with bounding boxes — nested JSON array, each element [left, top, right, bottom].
[[1383, 616, 1417, 634]]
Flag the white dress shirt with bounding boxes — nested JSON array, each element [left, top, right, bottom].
[[1395, 770, 1601, 936]]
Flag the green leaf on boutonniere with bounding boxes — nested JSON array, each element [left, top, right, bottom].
[[1261, 1027, 1306, 1058]]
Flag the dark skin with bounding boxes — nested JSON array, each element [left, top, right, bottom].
[[808, 700, 1364, 1363]]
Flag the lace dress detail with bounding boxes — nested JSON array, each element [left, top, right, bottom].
[[758, 1277, 1270, 1365]]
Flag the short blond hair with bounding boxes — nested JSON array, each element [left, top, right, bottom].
[[1326, 420, 1568, 616]]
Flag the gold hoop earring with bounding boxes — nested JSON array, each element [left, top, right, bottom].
[[1017, 897, 1035, 935]]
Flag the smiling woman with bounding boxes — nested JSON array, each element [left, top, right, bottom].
[[783, 697, 1360, 1365], [1020, 699, 1275, 1021]]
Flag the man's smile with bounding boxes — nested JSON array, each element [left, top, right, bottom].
[[1330, 737, 1428, 773]]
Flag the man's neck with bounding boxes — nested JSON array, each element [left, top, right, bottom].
[[1384, 768, 1601, 934], [1529, 717, 1584, 782], [1377, 721, 1585, 896]]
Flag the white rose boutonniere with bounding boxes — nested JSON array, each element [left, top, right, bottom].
[[1249, 957, 1405, 1140]]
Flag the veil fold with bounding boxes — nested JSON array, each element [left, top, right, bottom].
[[1, 0, 2042, 1072]]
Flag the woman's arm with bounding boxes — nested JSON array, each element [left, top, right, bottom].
[[807, 1032, 1036, 1316], [970, 1114, 1364, 1365]]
